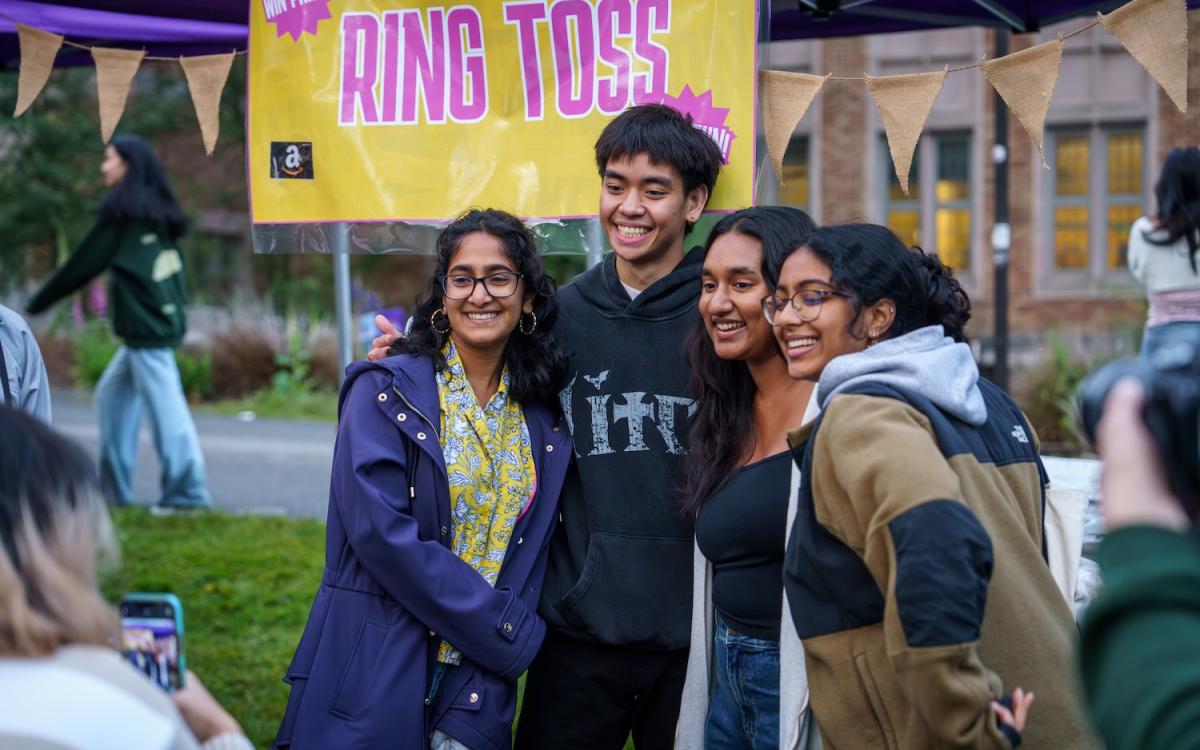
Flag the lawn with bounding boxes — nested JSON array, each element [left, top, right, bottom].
[[104, 508, 636, 749], [103, 508, 326, 748]]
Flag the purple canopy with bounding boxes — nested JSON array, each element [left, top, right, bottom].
[[0, 0, 247, 70], [767, 0, 1200, 39]]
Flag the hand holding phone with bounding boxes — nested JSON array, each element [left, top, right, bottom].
[[119, 593, 186, 692]]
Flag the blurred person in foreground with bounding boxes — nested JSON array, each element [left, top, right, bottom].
[[0, 302, 52, 422], [26, 134, 209, 511], [1079, 379, 1200, 750], [0, 405, 250, 750]]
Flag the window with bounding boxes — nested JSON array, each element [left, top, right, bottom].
[[778, 136, 810, 213], [1048, 126, 1145, 277], [883, 133, 972, 272]]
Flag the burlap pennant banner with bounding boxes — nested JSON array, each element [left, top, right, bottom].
[[14, 24, 63, 117], [982, 37, 1065, 168], [92, 47, 146, 143], [1101, 0, 1188, 113], [181, 53, 236, 155], [759, 70, 829, 185], [866, 68, 947, 197]]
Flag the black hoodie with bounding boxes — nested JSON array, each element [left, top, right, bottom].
[[539, 250, 701, 650]]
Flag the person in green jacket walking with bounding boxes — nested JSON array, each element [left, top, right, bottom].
[[1079, 378, 1200, 750], [27, 134, 210, 510]]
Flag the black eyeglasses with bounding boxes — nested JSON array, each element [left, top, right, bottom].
[[761, 289, 854, 325], [439, 272, 524, 299]]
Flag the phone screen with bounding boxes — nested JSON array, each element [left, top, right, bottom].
[[120, 599, 183, 692]]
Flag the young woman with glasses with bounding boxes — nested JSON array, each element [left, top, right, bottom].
[[772, 224, 1096, 749], [675, 206, 823, 750], [275, 209, 572, 750]]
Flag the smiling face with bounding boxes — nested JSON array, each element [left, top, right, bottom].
[[772, 248, 892, 381], [599, 153, 707, 278], [700, 231, 778, 364], [443, 231, 531, 360], [101, 145, 127, 187]]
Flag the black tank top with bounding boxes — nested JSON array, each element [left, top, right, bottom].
[[694, 451, 791, 640]]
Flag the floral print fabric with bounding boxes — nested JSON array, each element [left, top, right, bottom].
[[436, 341, 537, 664]]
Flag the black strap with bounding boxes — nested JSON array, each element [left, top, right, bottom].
[[0, 329, 11, 407]]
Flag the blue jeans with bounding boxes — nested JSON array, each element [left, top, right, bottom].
[[96, 346, 210, 507], [705, 615, 781, 750], [1141, 321, 1200, 360]]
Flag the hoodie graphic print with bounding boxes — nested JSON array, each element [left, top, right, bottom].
[[539, 250, 701, 649]]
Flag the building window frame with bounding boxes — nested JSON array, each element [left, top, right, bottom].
[[1042, 124, 1147, 294], [880, 130, 975, 280]]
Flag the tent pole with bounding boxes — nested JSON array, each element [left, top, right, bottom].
[[991, 29, 1010, 392], [332, 223, 354, 385]]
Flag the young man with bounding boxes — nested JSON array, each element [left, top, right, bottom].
[[515, 105, 722, 749], [371, 105, 723, 747]]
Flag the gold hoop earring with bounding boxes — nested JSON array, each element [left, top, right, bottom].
[[431, 308, 451, 335], [519, 311, 537, 335]]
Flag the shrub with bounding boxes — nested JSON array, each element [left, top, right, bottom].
[[208, 322, 280, 399], [176, 346, 214, 402], [73, 318, 119, 389]]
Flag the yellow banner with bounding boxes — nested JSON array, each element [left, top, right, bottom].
[[248, 0, 757, 225]]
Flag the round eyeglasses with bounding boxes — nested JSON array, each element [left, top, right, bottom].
[[761, 289, 854, 325], [439, 272, 524, 299]]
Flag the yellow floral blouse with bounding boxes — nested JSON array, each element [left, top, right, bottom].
[[436, 341, 537, 664]]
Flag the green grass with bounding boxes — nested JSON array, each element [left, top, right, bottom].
[[196, 388, 339, 423], [103, 508, 326, 748], [103, 508, 638, 749]]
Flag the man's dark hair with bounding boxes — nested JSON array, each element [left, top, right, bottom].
[[594, 104, 723, 201]]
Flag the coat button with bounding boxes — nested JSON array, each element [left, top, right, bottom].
[[378, 393, 388, 402], [397, 413, 407, 422], [503, 622, 513, 633], [429, 630, 436, 637], [546, 445, 554, 452], [517, 537, 523, 545], [440, 526, 448, 536], [424, 698, 432, 706], [469, 692, 479, 704], [417, 431, 427, 440], [552, 425, 560, 432]]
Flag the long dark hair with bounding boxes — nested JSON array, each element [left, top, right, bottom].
[[800, 224, 971, 344], [397, 209, 567, 404], [1145, 146, 1200, 272], [100, 134, 188, 240], [681, 206, 817, 517]]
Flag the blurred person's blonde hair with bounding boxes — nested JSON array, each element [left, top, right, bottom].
[[0, 405, 119, 656]]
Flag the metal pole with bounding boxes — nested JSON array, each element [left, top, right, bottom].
[[332, 223, 354, 385], [991, 29, 1010, 392]]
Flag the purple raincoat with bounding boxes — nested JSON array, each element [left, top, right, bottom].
[[274, 354, 571, 750]]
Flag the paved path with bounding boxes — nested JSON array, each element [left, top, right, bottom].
[[52, 390, 334, 519]]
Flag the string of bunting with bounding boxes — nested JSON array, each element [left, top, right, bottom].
[[761, 0, 1189, 194], [3, 7, 241, 155], [2, 0, 1190, 173]]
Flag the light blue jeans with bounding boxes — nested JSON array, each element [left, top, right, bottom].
[[96, 346, 210, 508]]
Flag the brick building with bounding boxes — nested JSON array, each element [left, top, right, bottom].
[[756, 11, 1200, 366]]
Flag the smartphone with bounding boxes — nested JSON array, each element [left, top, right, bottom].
[[119, 593, 186, 692]]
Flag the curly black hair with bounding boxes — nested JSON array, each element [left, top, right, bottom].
[[396, 209, 568, 404]]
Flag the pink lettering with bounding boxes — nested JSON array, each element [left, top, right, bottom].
[[381, 12, 401, 123], [340, 13, 380, 125], [596, 0, 632, 114], [633, 0, 670, 103], [447, 7, 487, 122], [402, 9, 447, 124], [503, 2, 548, 120], [550, 1, 595, 119]]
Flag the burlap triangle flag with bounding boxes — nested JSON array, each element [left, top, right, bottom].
[[14, 24, 63, 117], [92, 47, 145, 143], [982, 37, 1064, 168], [1101, 0, 1188, 113], [759, 70, 829, 185], [866, 68, 947, 196], [181, 53, 236, 155]]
